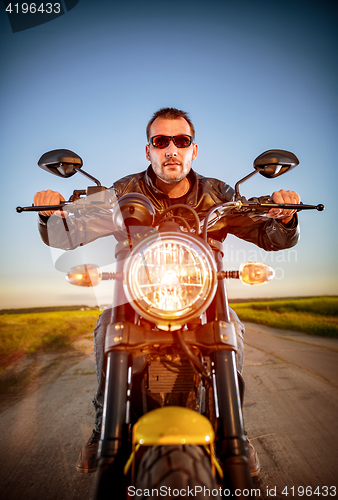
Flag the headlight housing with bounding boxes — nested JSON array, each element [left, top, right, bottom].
[[123, 233, 217, 330]]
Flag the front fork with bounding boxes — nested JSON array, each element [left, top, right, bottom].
[[211, 248, 253, 494], [93, 248, 133, 500], [92, 350, 132, 500], [99, 351, 130, 460], [212, 350, 253, 494]]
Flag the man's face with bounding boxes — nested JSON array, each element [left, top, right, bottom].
[[146, 117, 198, 184]]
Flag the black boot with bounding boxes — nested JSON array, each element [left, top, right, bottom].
[[76, 429, 100, 473]]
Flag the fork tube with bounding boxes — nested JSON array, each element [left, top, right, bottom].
[[93, 350, 130, 500], [99, 246, 131, 458], [213, 350, 244, 449], [93, 247, 132, 500], [214, 277, 231, 322], [99, 351, 129, 458], [212, 350, 253, 493], [214, 248, 231, 323], [211, 250, 252, 493], [111, 246, 134, 324]]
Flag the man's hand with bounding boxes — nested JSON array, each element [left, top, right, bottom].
[[267, 189, 301, 225], [33, 190, 68, 218]]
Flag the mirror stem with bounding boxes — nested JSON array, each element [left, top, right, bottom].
[[74, 167, 101, 186], [234, 170, 258, 200]]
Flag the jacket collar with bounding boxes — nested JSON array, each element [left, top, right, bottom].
[[144, 165, 198, 206]]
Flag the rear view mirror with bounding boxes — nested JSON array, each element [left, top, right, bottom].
[[253, 150, 299, 178], [234, 149, 299, 199], [38, 149, 83, 178]]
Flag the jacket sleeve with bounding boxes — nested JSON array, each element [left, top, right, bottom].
[[214, 182, 300, 251], [37, 210, 116, 250], [224, 212, 300, 251]]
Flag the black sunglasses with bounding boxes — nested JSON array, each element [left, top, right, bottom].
[[149, 135, 193, 149]]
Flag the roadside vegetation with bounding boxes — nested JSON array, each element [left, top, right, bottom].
[[231, 296, 338, 338], [0, 310, 101, 361], [0, 298, 336, 402], [1, 297, 337, 364]]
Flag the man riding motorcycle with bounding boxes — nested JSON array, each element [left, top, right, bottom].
[[33, 107, 300, 477]]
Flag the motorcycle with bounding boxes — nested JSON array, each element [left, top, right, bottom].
[[17, 149, 324, 499]]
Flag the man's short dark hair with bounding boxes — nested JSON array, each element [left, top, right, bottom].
[[146, 108, 195, 140]]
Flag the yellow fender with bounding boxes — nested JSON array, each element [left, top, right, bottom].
[[125, 406, 217, 479], [133, 406, 215, 445]]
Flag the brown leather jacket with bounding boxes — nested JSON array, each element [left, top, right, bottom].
[[38, 166, 299, 251]]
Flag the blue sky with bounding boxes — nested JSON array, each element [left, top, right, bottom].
[[1, 0, 337, 308]]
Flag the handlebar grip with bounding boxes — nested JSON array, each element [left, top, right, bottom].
[[245, 202, 325, 211], [16, 203, 67, 213]]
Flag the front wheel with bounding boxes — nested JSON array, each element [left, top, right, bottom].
[[135, 445, 220, 499]]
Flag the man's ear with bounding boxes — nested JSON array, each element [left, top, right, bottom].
[[192, 143, 198, 160], [145, 144, 150, 161]]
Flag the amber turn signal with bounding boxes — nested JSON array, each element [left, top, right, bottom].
[[66, 264, 102, 287], [239, 262, 275, 285]]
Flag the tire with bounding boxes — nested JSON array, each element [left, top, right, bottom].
[[135, 445, 221, 499]]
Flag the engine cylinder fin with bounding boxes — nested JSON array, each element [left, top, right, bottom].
[[148, 359, 195, 393]]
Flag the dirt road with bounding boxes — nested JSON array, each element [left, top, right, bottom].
[[242, 323, 338, 498], [0, 325, 337, 500]]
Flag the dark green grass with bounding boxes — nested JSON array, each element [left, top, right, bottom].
[[231, 296, 338, 337]]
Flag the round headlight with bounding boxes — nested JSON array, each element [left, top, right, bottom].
[[123, 233, 217, 329]]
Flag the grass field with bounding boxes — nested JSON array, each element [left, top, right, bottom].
[[0, 297, 337, 364], [231, 296, 338, 338], [0, 310, 101, 360]]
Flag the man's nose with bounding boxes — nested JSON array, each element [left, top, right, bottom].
[[165, 139, 178, 157]]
